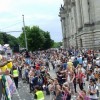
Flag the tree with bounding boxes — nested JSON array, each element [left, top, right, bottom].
[[53, 42, 62, 48], [0, 32, 4, 44], [18, 26, 31, 48], [42, 31, 54, 49], [0, 32, 19, 52], [28, 26, 45, 51], [18, 26, 54, 51], [2, 33, 9, 44]]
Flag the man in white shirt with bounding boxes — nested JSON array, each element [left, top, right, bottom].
[[83, 58, 87, 70], [88, 79, 98, 100], [96, 58, 100, 66]]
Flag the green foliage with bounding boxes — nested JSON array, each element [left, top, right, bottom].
[[0, 32, 19, 48], [18, 26, 54, 51], [42, 31, 54, 50], [53, 42, 62, 48], [28, 26, 45, 51], [0, 32, 4, 44], [18, 26, 31, 47]]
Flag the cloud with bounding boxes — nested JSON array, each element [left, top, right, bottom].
[[0, 0, 63, 41], [25, 14, 56, 22], [13, 0, 63, 6], [0, 0, 63, 13], [0, 0, 13, 12]]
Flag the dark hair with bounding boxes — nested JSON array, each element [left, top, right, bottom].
[[34, 86, 41, 90], [90, 78, 95, 83], [75, 58, 77, 60], [89, 69, 93, 73]]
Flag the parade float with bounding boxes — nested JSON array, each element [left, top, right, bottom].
[[0, 44, 16, 100]]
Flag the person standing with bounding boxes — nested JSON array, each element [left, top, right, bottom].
[[34, 86, 44, 100], [0, 55, 10, 100], [48, 80, 55, 100], [12, 67, 19, 88], [28, 68, 34, 93], [54, 78, 62, 100], [76, 70, 85, 90], [25, 51, 31, 65], [73, 58, 79, 68], [88, 79, 98, 100]]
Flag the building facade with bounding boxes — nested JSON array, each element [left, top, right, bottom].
[[59, 0, 100, 49]]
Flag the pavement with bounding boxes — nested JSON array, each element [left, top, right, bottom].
[[12, 64, 56, 100], [12, 64, 100, 100]]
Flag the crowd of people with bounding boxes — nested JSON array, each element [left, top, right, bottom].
[[0, 48, 100, 100]]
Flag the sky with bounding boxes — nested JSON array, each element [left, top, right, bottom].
[[0, 0, 63, 42]]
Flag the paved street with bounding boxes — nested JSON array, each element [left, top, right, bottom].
[[12, 64, 100, 100], [12, 64, 56, 100]]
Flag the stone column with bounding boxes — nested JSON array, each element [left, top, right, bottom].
[[69, 12, 73, 36], [75, 0, 82, 28], [61, 18, 67, 48], [65, 14, 70, 48], [61, 18, 65, 37], [81, 0, 89, 24], [71, 7, 77, 34], [88, 0, 95, 24]]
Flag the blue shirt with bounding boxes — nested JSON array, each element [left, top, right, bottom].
[[77, 57, 83, 64]]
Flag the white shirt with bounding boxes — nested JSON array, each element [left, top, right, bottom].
[[81, 67, 86, 74], [96, 60, 100, 66], [94, 68, 100, 73], [71, 56, 75, 62], [88, 85, 98, 99], [56, 60, 61, 65], [83, 60, 87, 67]]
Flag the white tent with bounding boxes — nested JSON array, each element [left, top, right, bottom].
[[4, 44, 9, 47], [0, 44, 3, 51]]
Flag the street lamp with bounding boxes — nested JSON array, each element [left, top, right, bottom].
[[22, 15, 28, 50]]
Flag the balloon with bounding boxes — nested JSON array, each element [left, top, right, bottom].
[[7, 62, 12, 69], [0, 65, 8, 72]]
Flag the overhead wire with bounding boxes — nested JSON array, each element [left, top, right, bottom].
[[6, 31, 22, 33], [0, 17, 35, 33], [0, 21, 22, 31], [0, 15, 38, 31]]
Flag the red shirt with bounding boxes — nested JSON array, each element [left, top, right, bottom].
[[36, 64, 40, 70], [76, 73, 85, 83]]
